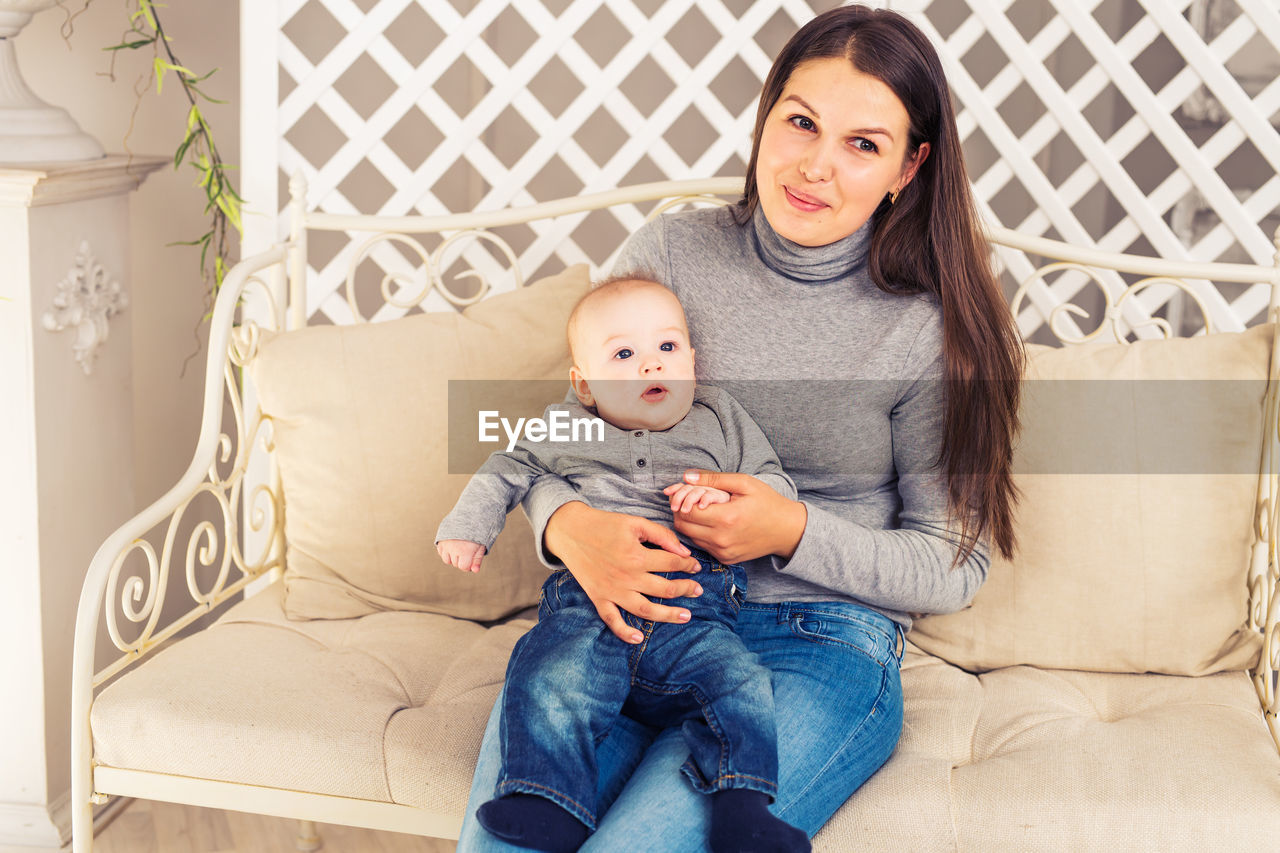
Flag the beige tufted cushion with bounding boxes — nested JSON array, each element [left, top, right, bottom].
[[91, 582, 529, 813], [910, 324, 1272, 675], [249, 265, 590, 621], [814, 641, 1280, 852]]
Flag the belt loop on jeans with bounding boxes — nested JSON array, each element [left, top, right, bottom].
[[775, 603, 791, 625]]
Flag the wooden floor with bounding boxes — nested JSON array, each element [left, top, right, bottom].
[[87, 799, 458, 853]]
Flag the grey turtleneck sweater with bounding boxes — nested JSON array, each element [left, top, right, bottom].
[[523, 204, 989, 630]]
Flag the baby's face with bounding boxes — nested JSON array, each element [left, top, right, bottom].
[[570, 285, 696, 431]]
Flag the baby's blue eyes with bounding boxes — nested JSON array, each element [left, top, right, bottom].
[[613, 343, 677, 359]]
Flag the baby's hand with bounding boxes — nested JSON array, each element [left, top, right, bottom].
[[662, 483, 732, 514], [437, 539, 486, 573]]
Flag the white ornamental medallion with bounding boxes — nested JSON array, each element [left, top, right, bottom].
[[42, 241, 128, 375]]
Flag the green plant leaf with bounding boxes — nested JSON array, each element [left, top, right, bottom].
[[217, 195, 243, 232], [104, 38, 155, 51], [162, 61, 197, 78], [174, 138, 198, 170], [187, 86, 227, 105], [198, 232, 213, 270], [138, 0, 157, 29]]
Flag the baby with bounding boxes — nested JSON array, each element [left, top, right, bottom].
[[436, 277, 809, 853]]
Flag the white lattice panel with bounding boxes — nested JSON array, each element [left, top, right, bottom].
[[918, 0, 1280, 338], [240, 0, 1280, 336], [244, 0, 839, 324]]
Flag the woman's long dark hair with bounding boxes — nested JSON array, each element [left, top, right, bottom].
[[739, 5, 1025, 563]]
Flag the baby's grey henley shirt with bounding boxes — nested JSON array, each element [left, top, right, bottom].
[[436, 385, 797, 549]]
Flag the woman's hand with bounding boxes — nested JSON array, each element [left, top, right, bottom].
[[670, 470, 808, 564], [544, 501, 704, 645]]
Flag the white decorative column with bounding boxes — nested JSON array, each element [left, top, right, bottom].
[[0, 154, 164, 847]]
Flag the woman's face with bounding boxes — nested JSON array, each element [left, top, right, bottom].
[[755, 57, 929, 247]]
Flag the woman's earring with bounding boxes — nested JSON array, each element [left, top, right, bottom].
[[889, 188, 900, 205]]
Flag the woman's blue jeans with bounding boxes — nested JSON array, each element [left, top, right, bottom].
[[459, 599, 905, 851]]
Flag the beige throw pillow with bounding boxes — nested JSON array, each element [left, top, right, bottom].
[[910, 323, 1272, 675], [250, 265, 591, 621]]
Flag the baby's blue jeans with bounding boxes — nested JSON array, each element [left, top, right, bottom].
[[492, 550, 777, 829], [460, 587, 906, 850]]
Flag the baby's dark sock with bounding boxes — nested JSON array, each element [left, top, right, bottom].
[[710, 789, 810, 853], [476, 793, 589, 853]]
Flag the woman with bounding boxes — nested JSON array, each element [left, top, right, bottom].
[[459, 5, 1023, 850]]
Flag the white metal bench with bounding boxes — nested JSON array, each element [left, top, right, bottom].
[[72, 177, 1280, 851]]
